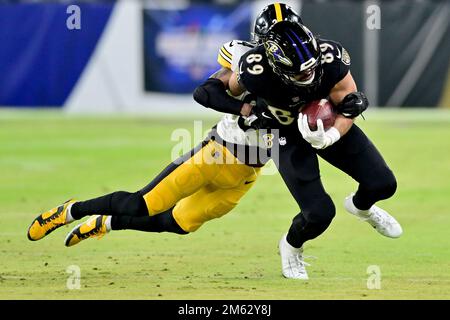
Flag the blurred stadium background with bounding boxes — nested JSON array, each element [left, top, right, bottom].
[[1, 0, 450, 300], [1, 0, 449, 111]]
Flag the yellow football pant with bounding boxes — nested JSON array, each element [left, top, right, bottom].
[[141, 140, 260, 232]]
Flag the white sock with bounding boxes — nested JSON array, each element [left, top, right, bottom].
[[65, 203, 75, 223], [104, 216, 112, 232]]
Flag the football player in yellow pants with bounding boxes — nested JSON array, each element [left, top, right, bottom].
[[27, 3, 301, 246], [27, 135, 262, 246]]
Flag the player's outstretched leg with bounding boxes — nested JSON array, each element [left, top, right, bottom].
[[65, 215, 110, 247], [318, 125, 402, 238], [278, 234, 309, 280], [27, 200, 77, 241], [344, 193, 402, 238]]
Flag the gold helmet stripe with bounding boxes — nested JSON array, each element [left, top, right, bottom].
[[274, 3, 283, 22]]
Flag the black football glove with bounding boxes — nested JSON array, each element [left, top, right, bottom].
[[336, 92, 369, 118], [238, 103, 275, 131]]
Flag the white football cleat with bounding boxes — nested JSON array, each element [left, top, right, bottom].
[[278, 234, 309, 280], [344, 194, 403, 238]]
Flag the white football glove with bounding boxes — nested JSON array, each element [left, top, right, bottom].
[[298, 113, 341, 149]]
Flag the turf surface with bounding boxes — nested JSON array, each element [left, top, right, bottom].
[[1, 109, 449, 299]]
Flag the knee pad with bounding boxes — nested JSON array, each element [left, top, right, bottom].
[[205, 199, 238, 220], [173, 164, 205, 196], [177, 198, 238, 233]]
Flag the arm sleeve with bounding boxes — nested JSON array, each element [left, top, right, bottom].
[[193, 78, 243, 115]]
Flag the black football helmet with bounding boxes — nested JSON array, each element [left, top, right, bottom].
[[253, 3, 303, 43], [263, 21, 322, 91]]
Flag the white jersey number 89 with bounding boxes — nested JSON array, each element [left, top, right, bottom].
[[246, 54, 264, 75]]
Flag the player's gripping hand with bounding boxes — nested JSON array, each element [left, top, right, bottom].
[[238, 101, 276, 131], [298, 113, 341, 149], [336, 92, 368, 118]]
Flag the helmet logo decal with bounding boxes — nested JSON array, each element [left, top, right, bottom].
[[256, 17, 269, 33], [265, 40, 293, 67]]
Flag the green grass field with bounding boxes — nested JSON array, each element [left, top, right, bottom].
[[1, 109, 449, 300]]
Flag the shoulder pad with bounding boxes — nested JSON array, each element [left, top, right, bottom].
[[218, 40, 256, 71], [217, 41, 234, 69], [319, 39, 351, 66], [230, 40, 256, 49], [237, 46, 270, 93]]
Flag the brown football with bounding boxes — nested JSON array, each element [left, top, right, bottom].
[[300, 99, 337, 130]]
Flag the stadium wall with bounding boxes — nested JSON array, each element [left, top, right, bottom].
[[1, 0, 449, 111], [66, 0, 299, 114], [0, 1, 113, 108], [66, 0, 211, 114]]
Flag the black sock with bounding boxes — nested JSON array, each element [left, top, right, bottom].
[[111, 208, 188, 235], [71, 191, 148, 220], [352, 187, 376, 211], [352, 177, 397, 211], [286, 219, 331, 248]]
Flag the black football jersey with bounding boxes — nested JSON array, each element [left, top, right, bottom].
[[238, 39, 350, 128]]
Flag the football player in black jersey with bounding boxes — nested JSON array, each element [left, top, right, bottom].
[[224, 21, 403, 279]]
